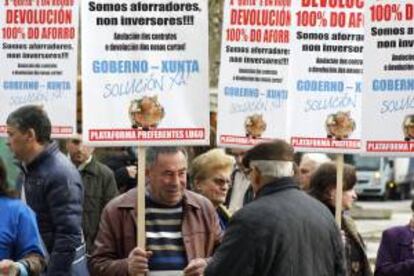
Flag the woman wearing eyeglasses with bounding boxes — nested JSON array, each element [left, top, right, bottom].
[[191, 149, 234, 230]]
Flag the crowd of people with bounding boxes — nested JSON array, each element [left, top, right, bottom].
[[0, 104, 413, 276]]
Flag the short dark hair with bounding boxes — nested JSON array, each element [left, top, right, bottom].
[[6, 105, 51, 144], [242, 139, 294, 169], [146, 147, 188, 168], [309, 162, 356, 206], [0, 158, 17, 198]]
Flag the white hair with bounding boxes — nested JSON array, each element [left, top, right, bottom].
[[250, 160, 294, 178], [300, 153, 331, 165]]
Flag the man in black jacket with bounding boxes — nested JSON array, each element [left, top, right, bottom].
[[6, 105, 85, 276], [205, 139, 346, 276]]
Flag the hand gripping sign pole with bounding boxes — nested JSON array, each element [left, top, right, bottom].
[[335, 154, 344, 228], [137, 147, 146, 276]]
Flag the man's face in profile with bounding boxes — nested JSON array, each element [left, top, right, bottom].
[[299, 160, 317, 190], [6, 125, 30, 162]]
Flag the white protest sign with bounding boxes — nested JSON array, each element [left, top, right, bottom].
[[217, 0, 291, 148], [362, 0, 414, 155], [289, 0, 364, 153], [81, 0, 209, 146], [0, 0, 79, 137]]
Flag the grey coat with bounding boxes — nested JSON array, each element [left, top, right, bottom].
[[205, 178, 346, 276]]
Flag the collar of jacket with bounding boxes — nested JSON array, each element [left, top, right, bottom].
[[255, 177, 299, 199], [19, 141, 58, 173], [116, 189, 202, 224], [343, 216, 366, 249], [80, 157, 98, 176], [117, 188, 202, 210], [217, 204, 231, 219]]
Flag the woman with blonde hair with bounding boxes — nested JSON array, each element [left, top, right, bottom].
[[191, 149, 234, 230]]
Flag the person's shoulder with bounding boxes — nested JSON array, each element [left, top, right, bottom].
[[105, 189, 135, 210], [1, 197, 35, 216], [185, 189, 206, 200], [45, 150, 78, 176], [185, 190, 210, 204], [382, 225, 410, 238], [284, 191, 337, 226], [184, 190, 215, 211], [343, 214, 358, 230], [231, 198, 264, 221], [296, 190, 332, 212], [0, 196, 21, 208], [92, 158, 115, 176]]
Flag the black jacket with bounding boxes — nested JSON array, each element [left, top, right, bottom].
[[18, 141, 83, 276], [205, 177, 346, 276]]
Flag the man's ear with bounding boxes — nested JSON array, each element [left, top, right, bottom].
[[254, 167, 262, 184], [26, 128, 37, 142], [251, 166, 261, 185]]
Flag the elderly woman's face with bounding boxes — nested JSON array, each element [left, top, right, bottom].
[[196, 169, 231, 208]]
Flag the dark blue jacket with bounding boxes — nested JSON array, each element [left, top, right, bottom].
[[18, 141, 83, 276], [375, 225, 414, 276]]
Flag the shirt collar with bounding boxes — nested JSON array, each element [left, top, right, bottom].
[[78, 155, 93, 171]]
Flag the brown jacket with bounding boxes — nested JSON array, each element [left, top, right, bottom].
[[90, 188, 223, 276], [343, 216, 373, 276]]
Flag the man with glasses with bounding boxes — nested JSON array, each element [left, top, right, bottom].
[[205, 140, 345, 276]]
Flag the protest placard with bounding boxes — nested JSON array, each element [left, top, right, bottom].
[[217, 0, 291, 148], [289, 0, 364, 153], [81, 0, 209, 146], [0, 0, 79, 137], [362, 0, 414, 155]]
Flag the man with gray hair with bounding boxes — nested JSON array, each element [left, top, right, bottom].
[[299, 153, 331, 191], [205, 140, 345, 276], [91, 147, 222, 276]]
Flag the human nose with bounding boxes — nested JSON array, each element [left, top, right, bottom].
[[171, 172, 183, 186], [352, 189, 358, 200]]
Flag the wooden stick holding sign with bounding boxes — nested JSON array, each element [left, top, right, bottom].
[[335, 154, 344, 228], [137, 147, 146, 276]]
